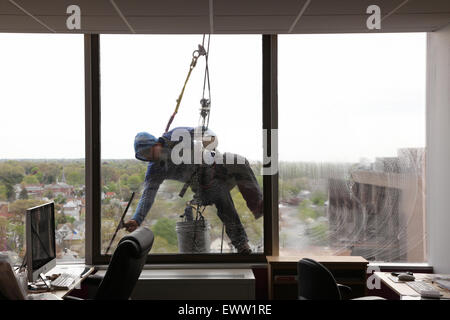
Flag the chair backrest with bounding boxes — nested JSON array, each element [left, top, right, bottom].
[[297, 258, 341, 300], [95, 227, 154, 300]]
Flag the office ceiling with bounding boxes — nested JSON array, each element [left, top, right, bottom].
[[0, 0, 449, 34]]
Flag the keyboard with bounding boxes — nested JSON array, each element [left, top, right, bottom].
[[407, 281, 442, 298], [50, 272, 80, 289]]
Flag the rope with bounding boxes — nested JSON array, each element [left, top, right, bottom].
[[200, 34, 212, 132], [164, 52, 200, 133], [163, 35, 217, 253], [164, 35, 210, 133]]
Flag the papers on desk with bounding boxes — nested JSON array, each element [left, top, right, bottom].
[[27, 292, 62, 300], [435, 279, 450, 291]]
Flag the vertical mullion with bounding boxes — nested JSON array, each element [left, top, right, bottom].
[[84, 34, 101, 265], [262, 35, 279, 256]]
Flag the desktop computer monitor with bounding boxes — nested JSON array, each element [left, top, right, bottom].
[[26, 202, 56, 282]]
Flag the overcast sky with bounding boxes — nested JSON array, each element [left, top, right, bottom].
[[0, 33, 425, 163]]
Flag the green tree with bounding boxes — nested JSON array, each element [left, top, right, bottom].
[[9, 199, 46, 223], [0, 184, 7, 201], [30, 166, 43, 183], [54, 194, 67, 205], [56, 213, 67, 225], [0, 163, 24, 201], [19, 187, 29, 200], [23, 175, 39, 185], [43, 189, 54, 199], [66, 215, 75, 225], [119, 185, 132, 201], [151, 235, 178, 253], [127, 174, 142, 193], [102, 165, 120, 185], [152, 217, 178, 246], [119, 174, 129, 185], [66, 167, 84, 186], [41, 164, 61, 184], [104, 182, 118, 194]]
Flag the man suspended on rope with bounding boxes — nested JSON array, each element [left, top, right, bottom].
[[123, 126, 263, 254]]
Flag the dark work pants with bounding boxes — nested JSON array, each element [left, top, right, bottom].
[[201, 179, 249, 250], [192, 153, 262, 250]]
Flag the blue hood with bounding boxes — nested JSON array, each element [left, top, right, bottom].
[[134, 132, 158, 161]]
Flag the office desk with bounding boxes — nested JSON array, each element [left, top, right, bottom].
[[374, 272, 450, 300], [267, 256, 368, 300], [28, 264, 95, 299]]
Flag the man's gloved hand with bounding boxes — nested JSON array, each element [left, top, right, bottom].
[[123, 220, 139, 232]]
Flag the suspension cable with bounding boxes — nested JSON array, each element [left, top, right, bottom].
[[164, 36, 208, 133]]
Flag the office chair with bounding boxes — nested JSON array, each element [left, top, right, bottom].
[[297, 258, 384, 300], [65, 227, 154, 300]]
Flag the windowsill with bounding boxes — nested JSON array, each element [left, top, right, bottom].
[[93, 262, 268, 270], [368, 262, 433, 272], [66, 259, 432, 271], [95, 268, 256, 280]]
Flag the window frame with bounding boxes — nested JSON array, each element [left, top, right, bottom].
[[85, 33, 430, 266], [84, 34, 279, 265]]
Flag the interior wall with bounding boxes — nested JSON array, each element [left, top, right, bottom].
[[426, 23, 450, 274]]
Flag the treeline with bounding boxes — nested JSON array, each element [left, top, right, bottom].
[[0, 160, 85, 201]]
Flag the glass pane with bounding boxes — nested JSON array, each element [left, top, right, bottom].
[[100, 35, 263, 255], [0, 34, 85, 264], [278, 34, 426, 262]]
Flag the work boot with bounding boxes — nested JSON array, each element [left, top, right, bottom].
[[237, 242, 252, 254], [252, 199, 263, 220]]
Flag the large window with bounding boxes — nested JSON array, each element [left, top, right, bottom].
[[0, 34, 85, 264], [100, 35, 263, 255], [278, 34, 426, 262]]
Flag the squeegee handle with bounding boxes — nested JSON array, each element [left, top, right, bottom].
[[104, 192, 136, 255]]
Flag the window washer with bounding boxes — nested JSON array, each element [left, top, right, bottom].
[[123, 127, 263, 254]]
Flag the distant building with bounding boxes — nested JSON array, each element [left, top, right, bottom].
[[44, 171, 74, 197], [23, 184, 44, 198], [56, 223, 82, 244], [63, 200, 80, 220], [327, 148, 426, 262], [0, 202, 11, 218], [105, 192, 116, 199], [44, 182, 73, 197]]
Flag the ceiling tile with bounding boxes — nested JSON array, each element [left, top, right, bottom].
[[0, 14, 48, 32], [396, 0, 450, 14], [0, 0, 24, 14], [115, 0, 209, 16], [214, 0, 304, 16], [293, 15, 368, 33], [382, 13, 450, 31], [215, 16, 293, 32], [304, 0, 405, 15], [36, 15, 129, 32], [3, 0, 117, 16], [128, 16, 209, 33]]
